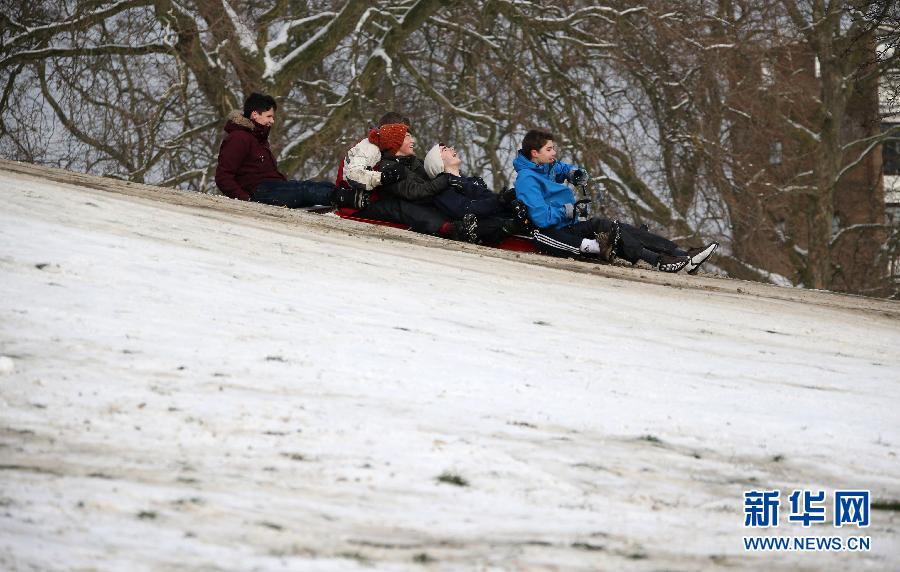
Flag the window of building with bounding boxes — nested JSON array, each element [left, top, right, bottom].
[[760, 61, 774, 87], [769, 140, 783, 165], [883, 129, 900, 176]]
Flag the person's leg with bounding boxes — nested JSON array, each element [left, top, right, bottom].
[[253, 180, 335, 208], [532, 227, 584, 257], [354, 197, 446, 235], [469, 216, 519, 245], [584, 218, 662, 265], [619, 222, 687, 256], [464, 195, 504, 217]]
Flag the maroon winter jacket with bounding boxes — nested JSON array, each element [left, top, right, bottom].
[[215, 111, 286, 200]]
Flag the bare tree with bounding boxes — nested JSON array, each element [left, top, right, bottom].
[[1, 0, 897, 296]]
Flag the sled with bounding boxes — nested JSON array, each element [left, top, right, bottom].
[[333, 207, 537, 253]]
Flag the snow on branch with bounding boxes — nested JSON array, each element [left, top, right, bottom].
[[278, 112, 339, 161], [0, 44, 172, 68], [429, 17, 501, 50], [836, 124, 900, 184], [781, 115, 821, 143], [6, 0, 152, 50], [557, 35, 618, 50], [524, 5, 647, 24], [829, 224, 888, 248], [397, 54, 498, 126], [264, 12, 336, 54], [222, 0, 257, 55], [265, 0, 369, 93]]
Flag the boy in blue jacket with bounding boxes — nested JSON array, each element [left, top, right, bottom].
[[513, 129, 717, 273]]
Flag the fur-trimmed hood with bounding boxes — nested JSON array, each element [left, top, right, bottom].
[[224, 110, 269, 140]]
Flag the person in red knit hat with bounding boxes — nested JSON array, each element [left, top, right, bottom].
[[351, 123, 479, 242], [333, 111, 408, 209]]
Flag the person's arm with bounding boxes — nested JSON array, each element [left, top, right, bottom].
[[515, 174, 572, 228], [215, 133, 252, 201], [552, 160, 575, 184], [343, 140, 385, 191], [382, 161, 449, 201]]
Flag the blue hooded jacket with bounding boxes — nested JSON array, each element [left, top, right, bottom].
[[512, 152, 577, 229]]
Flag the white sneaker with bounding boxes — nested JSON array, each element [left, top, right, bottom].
[[685, 242, 718, 275]]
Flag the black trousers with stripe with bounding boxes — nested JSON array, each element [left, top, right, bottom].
[[534, 218, 683, 263]]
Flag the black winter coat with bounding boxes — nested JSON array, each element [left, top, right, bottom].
[[433, 175, 505, 219], [376, 153, 449, 202]]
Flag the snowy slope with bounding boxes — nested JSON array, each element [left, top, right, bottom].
[[0, 164, 898, 571]]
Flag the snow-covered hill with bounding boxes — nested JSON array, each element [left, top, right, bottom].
[[1, 162, 898, 571]]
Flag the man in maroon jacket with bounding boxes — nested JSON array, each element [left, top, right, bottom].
[[215, 93, 334, 207]]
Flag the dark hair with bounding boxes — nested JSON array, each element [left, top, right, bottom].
[[378, 111, 411, 127], [521, 129, 555, 159], [243, 93, 278, 119]]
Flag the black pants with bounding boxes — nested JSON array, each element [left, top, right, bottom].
[[534, 218, 684, 263], [353, 197, 447, 235], [252, 180, 334, 208]]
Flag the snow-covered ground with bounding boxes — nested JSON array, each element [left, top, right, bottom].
[[0, 165, 898, 571]]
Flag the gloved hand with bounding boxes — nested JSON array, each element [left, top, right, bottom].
[[380, 161, 405, 186], [564, 203, 575, 220], [574, 199, 591, 220], [498, 187, 517, 206], [510, 199, 534, 233], [568, 169, 589, 186], [471, 176, 488, 190], [447, 174, 466, 192]]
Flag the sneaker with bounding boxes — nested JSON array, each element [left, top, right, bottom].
[[448, 213, 480, 244], [685, 242, 718, 275], [656, 254, 690, 273]]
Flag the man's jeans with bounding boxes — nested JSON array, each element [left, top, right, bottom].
[[253, 180, 334, 208]]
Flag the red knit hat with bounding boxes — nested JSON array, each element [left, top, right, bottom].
[[368, 123, 408, 153]]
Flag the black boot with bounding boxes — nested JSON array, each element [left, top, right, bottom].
[[447, 214, 480, 243]]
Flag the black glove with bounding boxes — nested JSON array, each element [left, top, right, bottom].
[[380, 161, 405, 186], [498, 187, 517, 206], [471, 176, 488, 190], [574, 199, 591, 220], [447, 174, 466, 191], [510, 199, 534, 233], [568, 169, 589, 186]]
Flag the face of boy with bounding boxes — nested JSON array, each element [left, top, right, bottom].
[[440, 146, 461, 168], [250, 108, 275, 127], [396, 132, 415, 156], [531, 140, 556, 165]]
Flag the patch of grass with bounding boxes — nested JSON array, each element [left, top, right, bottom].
[[339, 552, 369, 563], [257, 521, 283, 531], [136, 510, 157, 520], [638, 434, 662, 444], [412, 552, 436, 563], [572, 542, 604, 551], [436, 471, 469, 487], [772, 454, 785, 462], [507, 420, 537, 428]]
